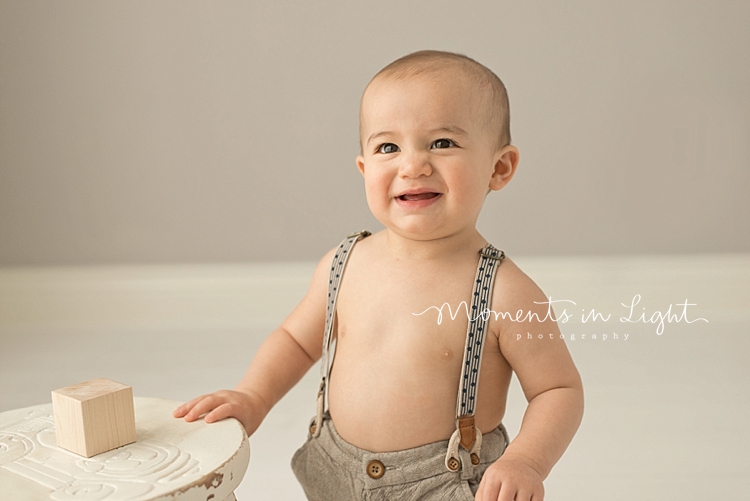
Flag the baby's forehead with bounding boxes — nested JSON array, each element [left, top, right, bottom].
[[366, 67, 482, 98], [360, 70, 490, 127]]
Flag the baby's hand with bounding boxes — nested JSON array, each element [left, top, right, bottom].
[[474, 452, 545, 501], [172, 389, 267, 436]]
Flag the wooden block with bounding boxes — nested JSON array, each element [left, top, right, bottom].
[[51, 378, 136, 457]]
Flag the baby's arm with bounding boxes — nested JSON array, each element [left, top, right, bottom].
[[476, 260, 584, 501], [172, 248, 336, 436]]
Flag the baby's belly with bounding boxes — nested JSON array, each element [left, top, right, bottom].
[[327, 333, 511, 453]]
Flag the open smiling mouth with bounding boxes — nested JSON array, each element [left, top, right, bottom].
[[397, 192, 441, 201]]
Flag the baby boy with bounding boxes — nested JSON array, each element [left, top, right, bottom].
[[174, 50, 583, 501]]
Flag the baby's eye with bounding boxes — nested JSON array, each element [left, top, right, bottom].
[[377, 143, 399, 154], [431, 138, 456, 149]]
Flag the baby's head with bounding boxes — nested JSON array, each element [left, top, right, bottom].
[[356, 51, 519, 241], [360, 50, 512, 153]]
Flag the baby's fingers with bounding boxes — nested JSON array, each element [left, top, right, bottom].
[[503, 487, 535, 501], [475, 473, 535, 501], [172, 394, 211, 418], [498, 484, 518, 501], [475, 473, 502, 501], [204, 403, 234, 423], [480, 481, 536, 501], [178, 394, 224, 422], [474, 480, 485, 500]]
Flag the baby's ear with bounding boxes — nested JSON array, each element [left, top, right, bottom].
[[356, 155, 366, 176], [489, 145, 520, 191]]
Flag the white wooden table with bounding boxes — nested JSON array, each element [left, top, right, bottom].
[[0, 397, 250, 501]]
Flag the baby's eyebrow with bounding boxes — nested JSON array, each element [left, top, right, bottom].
[[366, 130, 393, 145], [428, 126, 468, 136]]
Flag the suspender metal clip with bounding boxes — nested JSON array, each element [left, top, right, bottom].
[[479, 247, 505, 260], [347, 230, 372, 239]]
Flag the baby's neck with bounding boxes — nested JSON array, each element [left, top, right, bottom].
[[382, 228, 486, 262]]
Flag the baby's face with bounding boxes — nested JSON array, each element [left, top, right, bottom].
[[357, 73, 509, 241]]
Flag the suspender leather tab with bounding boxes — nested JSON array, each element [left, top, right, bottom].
[[457, 414, 477, 450]]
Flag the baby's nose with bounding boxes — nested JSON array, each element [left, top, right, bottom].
[[399, 151, 432, 177]]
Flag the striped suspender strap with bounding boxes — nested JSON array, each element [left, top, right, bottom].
[[445, 243, 505, 471], [312, 230, 371, 437]]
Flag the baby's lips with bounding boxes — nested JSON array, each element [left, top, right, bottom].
[[395, 188, 442, 200], [400, 192, 440, 201]]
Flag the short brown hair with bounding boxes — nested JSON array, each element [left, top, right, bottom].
[[363, 50, 511, 149]]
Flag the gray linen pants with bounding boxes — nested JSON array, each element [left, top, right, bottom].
[[291, 413, 509, 501]]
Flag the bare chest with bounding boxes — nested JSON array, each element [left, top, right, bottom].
[[325, 254, 512, 449], [334, 261, 494, 370]]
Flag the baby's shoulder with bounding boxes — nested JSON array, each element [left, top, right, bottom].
[[309, 231, 374, 286], [494, 256, 539, 292], [491, 256, 555, 322]]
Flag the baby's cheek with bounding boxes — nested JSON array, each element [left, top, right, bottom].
[[362, 184, 388, 221], [364, 179, 389, 205]]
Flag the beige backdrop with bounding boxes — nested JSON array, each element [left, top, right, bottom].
[[1, 1, 748, 265]]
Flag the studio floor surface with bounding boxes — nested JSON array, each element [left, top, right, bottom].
[[1, 254, 748, 500]]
